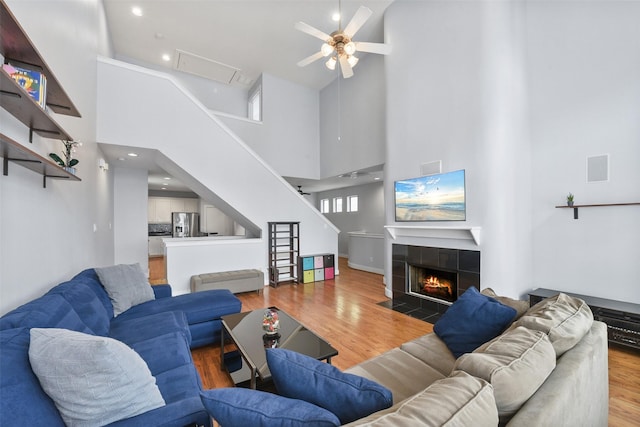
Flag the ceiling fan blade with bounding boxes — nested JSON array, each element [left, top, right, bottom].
[[343, 6, 373, 38], [294, 21, 332, 42], [355, 41, 392, 55], [297, 51, 325, 67], [338, 55, 354, 78]]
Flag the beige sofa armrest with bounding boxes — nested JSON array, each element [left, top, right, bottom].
[[505, 321, 608, 427]]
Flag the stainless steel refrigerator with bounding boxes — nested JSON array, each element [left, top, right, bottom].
[[172, 212, 199, 237]]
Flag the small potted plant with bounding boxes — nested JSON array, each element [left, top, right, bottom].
[[49, 140, 81, 174], [566, 193, 575, 207]]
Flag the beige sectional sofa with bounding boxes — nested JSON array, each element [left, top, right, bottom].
[[344, 292, 609, 426]]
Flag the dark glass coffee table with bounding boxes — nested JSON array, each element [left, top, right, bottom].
[[220, 307, 338, 389]]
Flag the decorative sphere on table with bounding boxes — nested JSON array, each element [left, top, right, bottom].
[[262, 308, 280, 336]]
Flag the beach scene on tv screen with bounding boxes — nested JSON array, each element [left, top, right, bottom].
[[395, 170, 466, 221]]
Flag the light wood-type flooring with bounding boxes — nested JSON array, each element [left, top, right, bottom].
[[150, 256, 639, 426]]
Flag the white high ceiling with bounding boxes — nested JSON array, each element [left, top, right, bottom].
[[101, 0, 393, 192], [103, 0, 393, 90]]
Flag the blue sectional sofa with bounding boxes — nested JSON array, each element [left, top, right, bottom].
[[0, 267, 242, 426]]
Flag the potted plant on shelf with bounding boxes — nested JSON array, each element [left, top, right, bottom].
[[49, 140, 81, 174], [567, 193, 575, 207]]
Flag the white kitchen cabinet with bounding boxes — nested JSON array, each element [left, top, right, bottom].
[[148, 197, 199, 223], [170, 198, 185, 214], [148, 198, 171, 223], [184, 198, 198, 212], [155, 199, 172, 223]]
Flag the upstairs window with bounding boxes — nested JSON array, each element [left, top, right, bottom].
[[347, 195, 359, 212], [320, 198, 329, 213], [248, 84, 262, 121], [333, 197, 343, 213]]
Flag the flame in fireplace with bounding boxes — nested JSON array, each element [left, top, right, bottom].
[[422, 276, 453, 299]]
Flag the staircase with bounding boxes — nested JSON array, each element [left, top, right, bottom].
[[96, 57, 338, 293]]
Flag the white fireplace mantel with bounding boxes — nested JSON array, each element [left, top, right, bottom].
[[384, 225, 481, 246]]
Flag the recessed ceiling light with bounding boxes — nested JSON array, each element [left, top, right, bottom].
[[374, 177, 381, 180], [161, 187, 167, 190], [332, 12, 340, 22], [163, 177, 171, 180], [127, 152, 138, 157], [131, 6, 143, 17], [162, 54, 171, 62]]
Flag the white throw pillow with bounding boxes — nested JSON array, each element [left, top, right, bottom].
[[29, 328, 165, 427], [95, 263, 155, 316]]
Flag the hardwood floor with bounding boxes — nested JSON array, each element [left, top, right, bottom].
[[152, 257, 640, 425]]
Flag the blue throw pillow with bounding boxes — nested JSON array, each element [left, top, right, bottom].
[[434, 287, 517, 358], [266, 348, 393, 424], [199, 388, 340, 427]]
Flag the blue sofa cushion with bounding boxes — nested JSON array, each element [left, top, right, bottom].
[[0, 328, 65, 426], [95, 263, 156, 316], [106, 396, 211, 427], [0, 294, 93, 333], [155, 363, 204, 402], [46, 279, 111, 336], [266, 348, 392, 424], [117, 289, 241, 325], [434, 287, 517, 358], [200, 388, 340, 427], [128, 331, 194, 376], [152, 284, 172, 299], [29, 328, 166, 427], [110, 311, 191, 346]]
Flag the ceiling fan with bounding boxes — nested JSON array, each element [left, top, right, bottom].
[[297, 186, 311, 195], [295, 3, 391, 79]]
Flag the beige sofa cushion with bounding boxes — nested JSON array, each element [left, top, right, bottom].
[[513, 292, 593, 356], [481, 288, 530, 320], [400, 333, 456, 376], [344, 348, 445, 404], [344, 371, 498, 427], [454, 326, 556, 419]]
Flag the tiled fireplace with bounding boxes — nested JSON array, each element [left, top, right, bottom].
[[391, 244, 480, 322]]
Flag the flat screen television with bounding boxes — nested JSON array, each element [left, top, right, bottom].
[[394, 169, 466, 221]]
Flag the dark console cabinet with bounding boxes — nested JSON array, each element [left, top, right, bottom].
[[529, 288, 640, 350]]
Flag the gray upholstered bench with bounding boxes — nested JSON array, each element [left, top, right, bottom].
[[190, 269, 264, 294]]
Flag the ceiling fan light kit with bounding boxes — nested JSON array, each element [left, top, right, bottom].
[[295, 5, 391, 79]]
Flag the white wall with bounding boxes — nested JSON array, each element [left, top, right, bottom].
[[0, 0, 114, 315], [384, 0, 639, 303], [116, 54, 249, 117], [320, 55, 386, 178], [220, 73, 320, 180], [113, 167, 148, 272], [526, 1, 640, 303]]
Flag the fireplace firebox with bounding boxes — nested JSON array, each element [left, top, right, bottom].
[[409, 265, 457, 303], [392, 244, 480, 318]]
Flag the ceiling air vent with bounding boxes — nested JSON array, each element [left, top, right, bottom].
[[174, 49, 239, 84]]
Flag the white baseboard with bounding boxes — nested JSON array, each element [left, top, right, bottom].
[[347, 261, 384, 275]]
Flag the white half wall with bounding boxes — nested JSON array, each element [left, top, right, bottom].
[[164, 237, 265, 295]]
